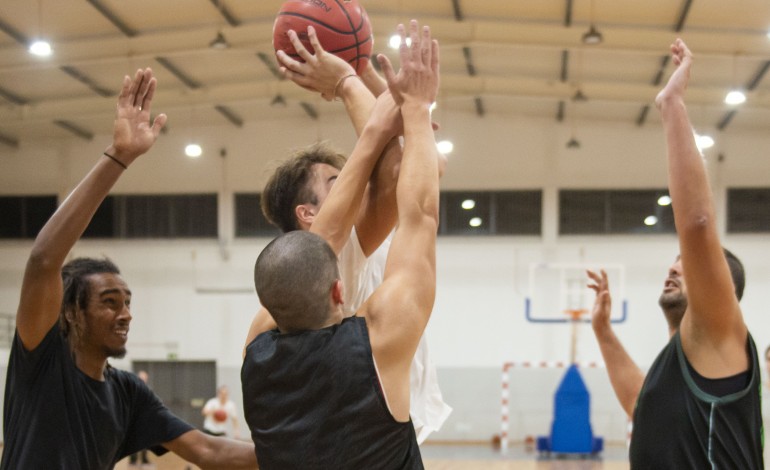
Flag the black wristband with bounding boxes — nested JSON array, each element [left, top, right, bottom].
[[103, 152, 127, 170]]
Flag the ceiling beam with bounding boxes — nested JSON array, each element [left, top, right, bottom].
[[716, 110, 737, 130], [0, 131, 19, 148], [209, 0, 241, 27], [746, 60, 770, 90], [59, 65, 114, 97], [299, 102, 318, 120], [673, 0, 694, 32], [214, 104, 243, 127], [564, 0, 574, 27], [53, 120, 94, 140], [154, 57, 201, 89], [556, 100, 565, 122], [462, 46, 476, 76], [0, 17, 28, 45], [0, 86, 28, 105], [84, 0, 138, 37], [560, 50, 570, 82], [474, 97, 485, 117], [451, 0, 464, 22], [636, 105, 650, 126], [257, 52, 283, 80]]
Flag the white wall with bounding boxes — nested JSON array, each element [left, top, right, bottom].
[[1, 110, 768, 443]]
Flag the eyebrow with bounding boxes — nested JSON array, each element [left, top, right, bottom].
[[100, 288, 132, 298]]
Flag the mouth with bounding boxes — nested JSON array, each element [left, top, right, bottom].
[[114, 327, 129, 341]]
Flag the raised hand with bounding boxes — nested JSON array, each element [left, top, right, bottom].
[[276, 26, 356, 101], [655, 38, 692, 109], [587, 269, 612, 329], [109, 68, 167, 167], [376, 20, 439, 107], [367, 90, 402, 139]]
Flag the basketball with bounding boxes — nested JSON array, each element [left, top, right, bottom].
[[213, 409, 228, 423], [273, 0, 372, 74]]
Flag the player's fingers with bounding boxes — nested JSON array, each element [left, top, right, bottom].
[[287, 29, 314, 63], [409, 20, 420, 62], [139, 76, 156, 112], [420, 25, 431, 65], [307, 26, 326, 54], [377, 54, 396, 87], [431, 39, 439, 73]]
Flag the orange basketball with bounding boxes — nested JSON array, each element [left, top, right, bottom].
[[273, 0, 372, 74], [213, 409, 228, 423]]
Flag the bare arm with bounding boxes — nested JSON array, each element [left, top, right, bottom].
[[163, 430, 257, 469], [587, 270, 644, 417], [655, 40, 746, 376], [16, 69, 166, 351], [359, 21, 440, 422], [276, 26, 401, 257]]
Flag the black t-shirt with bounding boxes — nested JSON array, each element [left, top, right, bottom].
[[629, 332, 764, 469], [1, 324, 193, 470], [242, 316, 423, 470]]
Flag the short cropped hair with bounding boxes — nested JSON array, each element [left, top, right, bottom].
[[723, 247, 745, 301], [261, 142, 346, 233], [60, 257, 121, 348], [254, 231, 340, 332]]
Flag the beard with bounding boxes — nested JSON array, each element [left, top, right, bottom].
[[104, 344, 127, 359], [659, 290, 687, 330]]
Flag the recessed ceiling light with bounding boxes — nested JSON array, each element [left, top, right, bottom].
[[657, 195, 672, 206], [29, 40, 52, 57], [469, 217, 482, 227], [389, 35, 412, 49], [185, 144, 202, 158], [461, 199, 475, 210], [724, 90, 746, 105], [436, 140, 454, 154], [694, 133, 714, 151], [644, 215, 658, 226]]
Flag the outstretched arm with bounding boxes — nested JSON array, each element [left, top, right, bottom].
[[655, 39, 746, 376], [276, 26, 400, 256], [587, 270, 644, 418], [163, 430, 256, 469], [16, 69, 166, 351], [361, 20, 441, 422]]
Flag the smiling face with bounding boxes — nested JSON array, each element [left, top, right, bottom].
[[658, 257, 688, 330], [79, 272, 132, 359]]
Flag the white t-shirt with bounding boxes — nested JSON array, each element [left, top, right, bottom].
[[338, 229, 452, 444], [202, 398, 238, 436]]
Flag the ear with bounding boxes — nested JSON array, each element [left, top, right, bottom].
[[295, 204, 316, 230], [331, 279, 344, 306]]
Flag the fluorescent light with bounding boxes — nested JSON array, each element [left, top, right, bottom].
[[185, 144, 202, 158], [436, 140, 454, 154], [657, 195, 672, 206], [29, 40, 52, 57], [461, 199, 476, 210], [724, 90, 746, 105], [469, 217, 482, 227], [644, 215, 658, 226]]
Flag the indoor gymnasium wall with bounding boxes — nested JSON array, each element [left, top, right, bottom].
[[1, 110, 768, 443]]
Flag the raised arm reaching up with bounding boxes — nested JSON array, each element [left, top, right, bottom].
[[358, 20, 441, 422], [655, 39, 747, 377], [16, 68, 166, 351]]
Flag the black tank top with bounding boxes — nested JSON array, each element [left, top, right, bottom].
[[629, 332, 763, 469], [241, 316, 423, 470]]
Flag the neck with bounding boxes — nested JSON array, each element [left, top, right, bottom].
[[73, 347, 108, 381]]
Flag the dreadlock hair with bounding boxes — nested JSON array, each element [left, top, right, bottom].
[[59, 257, 121, 351]]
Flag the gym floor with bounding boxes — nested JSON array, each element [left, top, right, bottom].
[[114, 443, 631, 469]]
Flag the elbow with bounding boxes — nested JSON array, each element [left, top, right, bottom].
[[25, 248, 60, 277], [677, 212, 712, 235]]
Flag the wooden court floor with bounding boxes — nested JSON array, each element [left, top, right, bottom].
[[114, 444, 630, 470]]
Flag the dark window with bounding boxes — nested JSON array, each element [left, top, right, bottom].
[[728, 188, 770, 233], [82, 194, 218, 238], [440, 190, 542, 236], [234, 193, 282, 237], [0, 196, 57, 239], [559, 189, 674, 235]]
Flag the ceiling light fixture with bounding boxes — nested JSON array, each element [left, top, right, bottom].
[[185, 143, 203, 158], [469, 217, 482, 228], [29, 39, 52, 57], [657, 195, 672, 206], [566, 137, 581, 149], [209, 31, 230, 50], [436, 140, 454, 154], [644, 215, 658, 226], [582, 25, 603, 45], [582, 0, 603, 45], [724, 89, 746, 105], [461, 199, 476, 210], [270, 94, 287, 107]]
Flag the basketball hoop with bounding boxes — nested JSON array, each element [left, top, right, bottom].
[[564, 308, 588, 321]]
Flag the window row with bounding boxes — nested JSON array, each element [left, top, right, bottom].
[[1, 188, 768, 239]]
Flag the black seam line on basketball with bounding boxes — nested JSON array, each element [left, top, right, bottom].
[[333, 0, 362, 70], [277, 11, 364, 35]]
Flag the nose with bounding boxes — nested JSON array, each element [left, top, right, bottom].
[[119, 302, 132, 322]]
